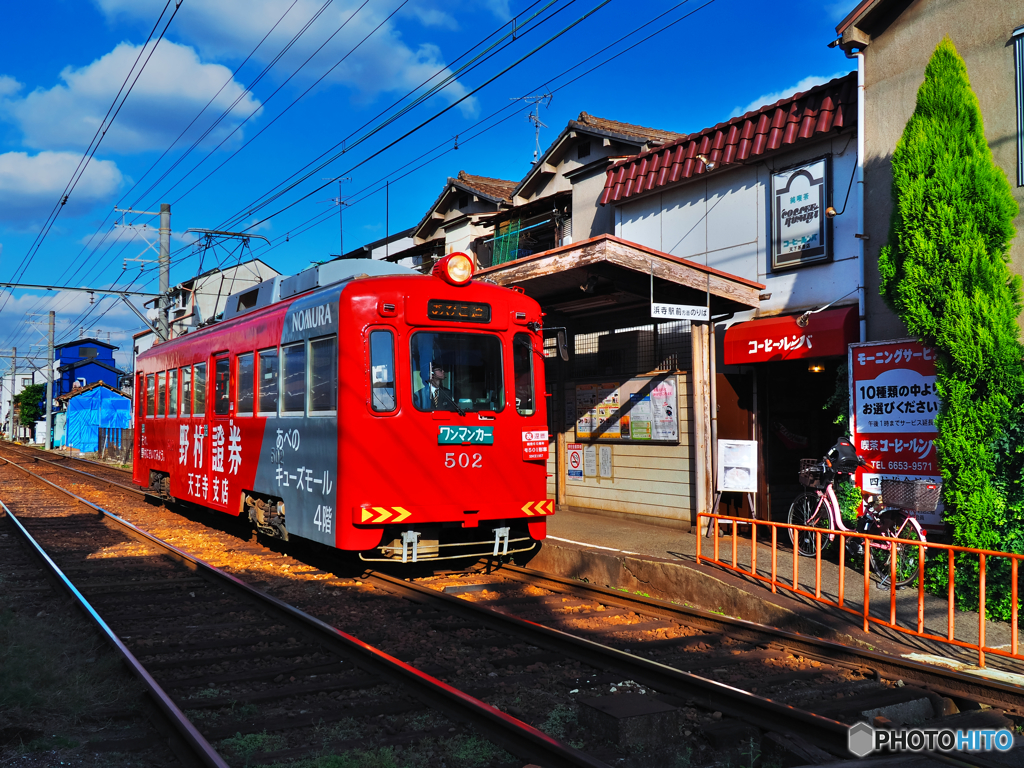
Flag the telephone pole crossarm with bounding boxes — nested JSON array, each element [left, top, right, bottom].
[[0, 283, 160, 298]]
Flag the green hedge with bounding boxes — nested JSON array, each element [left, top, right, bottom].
[[878, 38, 1024, 620]]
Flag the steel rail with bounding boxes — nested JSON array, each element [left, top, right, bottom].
[[0, 458, 611, 768], [368, 571, 855, 757], [499, 565, 1024, 715], [0, 498, 230, 768], [0, 443, 147, 497]]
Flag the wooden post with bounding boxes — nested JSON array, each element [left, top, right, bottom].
[[556, 430, 567, 507], [691, 322, 713, 529]]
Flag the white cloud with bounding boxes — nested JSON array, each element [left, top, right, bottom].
[[0, 75, 21, 99], [1, 40, 262, 154], [729, 71, 852, 119], [0, 151, 123, 222], [94, 0, 477, 116]]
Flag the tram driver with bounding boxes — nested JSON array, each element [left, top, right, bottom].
[[414, 361, 454, 410]]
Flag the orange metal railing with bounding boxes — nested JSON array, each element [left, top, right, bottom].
[[695, 512, 1022, 668]]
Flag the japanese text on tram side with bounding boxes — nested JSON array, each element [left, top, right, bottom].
[[276, 466, 333, 495], [175, 421, 243, 503]]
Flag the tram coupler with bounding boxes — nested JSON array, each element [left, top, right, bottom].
[[401, 530, 420, 563], [492, 526, 510, 557]]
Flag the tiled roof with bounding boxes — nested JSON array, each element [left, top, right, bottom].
[[600, 73, 856, 205], [455, 170, 516, 203], [573, 112, 684, 146]]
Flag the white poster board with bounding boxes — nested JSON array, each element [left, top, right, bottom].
[[599, 445, 613, 479], [717, 439, 758, 493], [583, 445, 598, 477]]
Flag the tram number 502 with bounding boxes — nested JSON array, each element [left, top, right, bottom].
[[445, 452, 482, 469]]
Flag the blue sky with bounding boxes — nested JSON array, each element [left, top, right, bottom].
[[0, 0, 855, 369]]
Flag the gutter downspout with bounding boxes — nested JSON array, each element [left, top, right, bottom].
[[848, 47, 866, 342]]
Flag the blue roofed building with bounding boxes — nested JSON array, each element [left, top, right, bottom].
[[54, 338, 126, 397]]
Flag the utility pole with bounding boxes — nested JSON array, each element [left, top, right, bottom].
[[322, 177, 351, 257], [45, 311, 54, 450], [511, 94, 553, 163], [159, 203, 171, 341], [8, 348, 15, 440]]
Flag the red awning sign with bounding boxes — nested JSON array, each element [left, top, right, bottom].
[[723, 305, 858, 365]]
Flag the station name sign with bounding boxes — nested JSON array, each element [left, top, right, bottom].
[[427, 299, 491, 323]]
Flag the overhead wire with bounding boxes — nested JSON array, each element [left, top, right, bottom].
[[13, 0, 720, 352], [225, 0, 615, 235], [184, 0, 570, 224], [0, 0, 183, 315], [241, 0, 717, 263]]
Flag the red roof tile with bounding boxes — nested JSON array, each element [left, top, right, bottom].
[[600, 73, 856, 206], [455, 170, 516, 203]]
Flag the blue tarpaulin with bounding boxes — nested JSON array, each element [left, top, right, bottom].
[[65, 387, 131, 452]]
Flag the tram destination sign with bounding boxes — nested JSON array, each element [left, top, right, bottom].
[[438, 425, 494, 445], [427, 299, 491, 323]]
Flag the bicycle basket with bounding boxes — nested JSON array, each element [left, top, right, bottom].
[[880, 478, 942, 512], [798, 459, 827, 489]]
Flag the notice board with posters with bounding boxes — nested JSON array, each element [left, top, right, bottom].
[[574, 375, 678, 444], [848, 339, 943, 528]]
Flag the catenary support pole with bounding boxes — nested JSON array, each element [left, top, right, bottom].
[[8, 348, 15, 440], [159, 204, 171, 341], [45, 312, 54, 450]]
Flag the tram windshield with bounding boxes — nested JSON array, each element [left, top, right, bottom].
[[410, 332, 504, 413]]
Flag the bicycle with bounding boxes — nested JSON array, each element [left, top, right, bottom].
[[787, 438, 934, 587]]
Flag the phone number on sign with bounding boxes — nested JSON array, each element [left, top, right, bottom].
[[883, 461, 933, 472]]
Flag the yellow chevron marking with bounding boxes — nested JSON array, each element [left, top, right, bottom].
[[360, 508, 374, 523], [545, 500, 554, 514], [521, 501, 534, 515], [372, 506, 392, 523], [392, 507, 411, 523]]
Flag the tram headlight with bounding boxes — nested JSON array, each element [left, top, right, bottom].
[[433, 252, 474, 286]]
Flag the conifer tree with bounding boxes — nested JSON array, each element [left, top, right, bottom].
[[878, 37, 1022, 558]]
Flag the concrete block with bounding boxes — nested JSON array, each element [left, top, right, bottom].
[[577, 693, 681, 747]]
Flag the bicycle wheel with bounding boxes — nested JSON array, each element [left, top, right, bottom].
[[868, 511, 923, 586], [788, 492, 834, 557]]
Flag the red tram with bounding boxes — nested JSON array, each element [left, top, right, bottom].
[[133, 253, 553, 562]]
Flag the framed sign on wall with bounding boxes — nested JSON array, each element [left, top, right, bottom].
[[771, 157, 830, 271]]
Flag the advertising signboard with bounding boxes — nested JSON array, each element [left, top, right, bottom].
[[573, 375, 678, 444], [771, 157, 830, 270], [849, 339, 943, 529]]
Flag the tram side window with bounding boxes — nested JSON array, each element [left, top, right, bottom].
[[194, 362, 207, 416], [156, 371, 165, 417], [237, 353, 254, 415], [168, 369, 178, 415], [513, 333, 535, 416], [309, 336, 337, 413], [282, 342, 306, 414], [258, 348, 279, 414], [369, 330, 396, 413], [181, 366, 192, 416], [214, 357, 231, 416], [146, 374, 155, 417]]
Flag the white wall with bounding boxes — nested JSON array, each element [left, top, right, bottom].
[[616, 134, 861, 322]]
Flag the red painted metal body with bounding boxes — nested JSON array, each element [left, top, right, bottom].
[[133, 270, 550, 556]]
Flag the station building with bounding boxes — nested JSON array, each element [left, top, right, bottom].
[[382, 89, 863, 531]]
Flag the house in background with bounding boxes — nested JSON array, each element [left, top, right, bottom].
[[835, 0, 1024, 339], [134, 259, 281, 363], [54, 338, 126, 398], [53, 381, 131, 453]]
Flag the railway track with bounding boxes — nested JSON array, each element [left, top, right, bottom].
[[0, 456, 606, 768], [2, 442, 1022, 766]]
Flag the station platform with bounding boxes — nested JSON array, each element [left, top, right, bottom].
[[537, 507, 1024, 683]]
